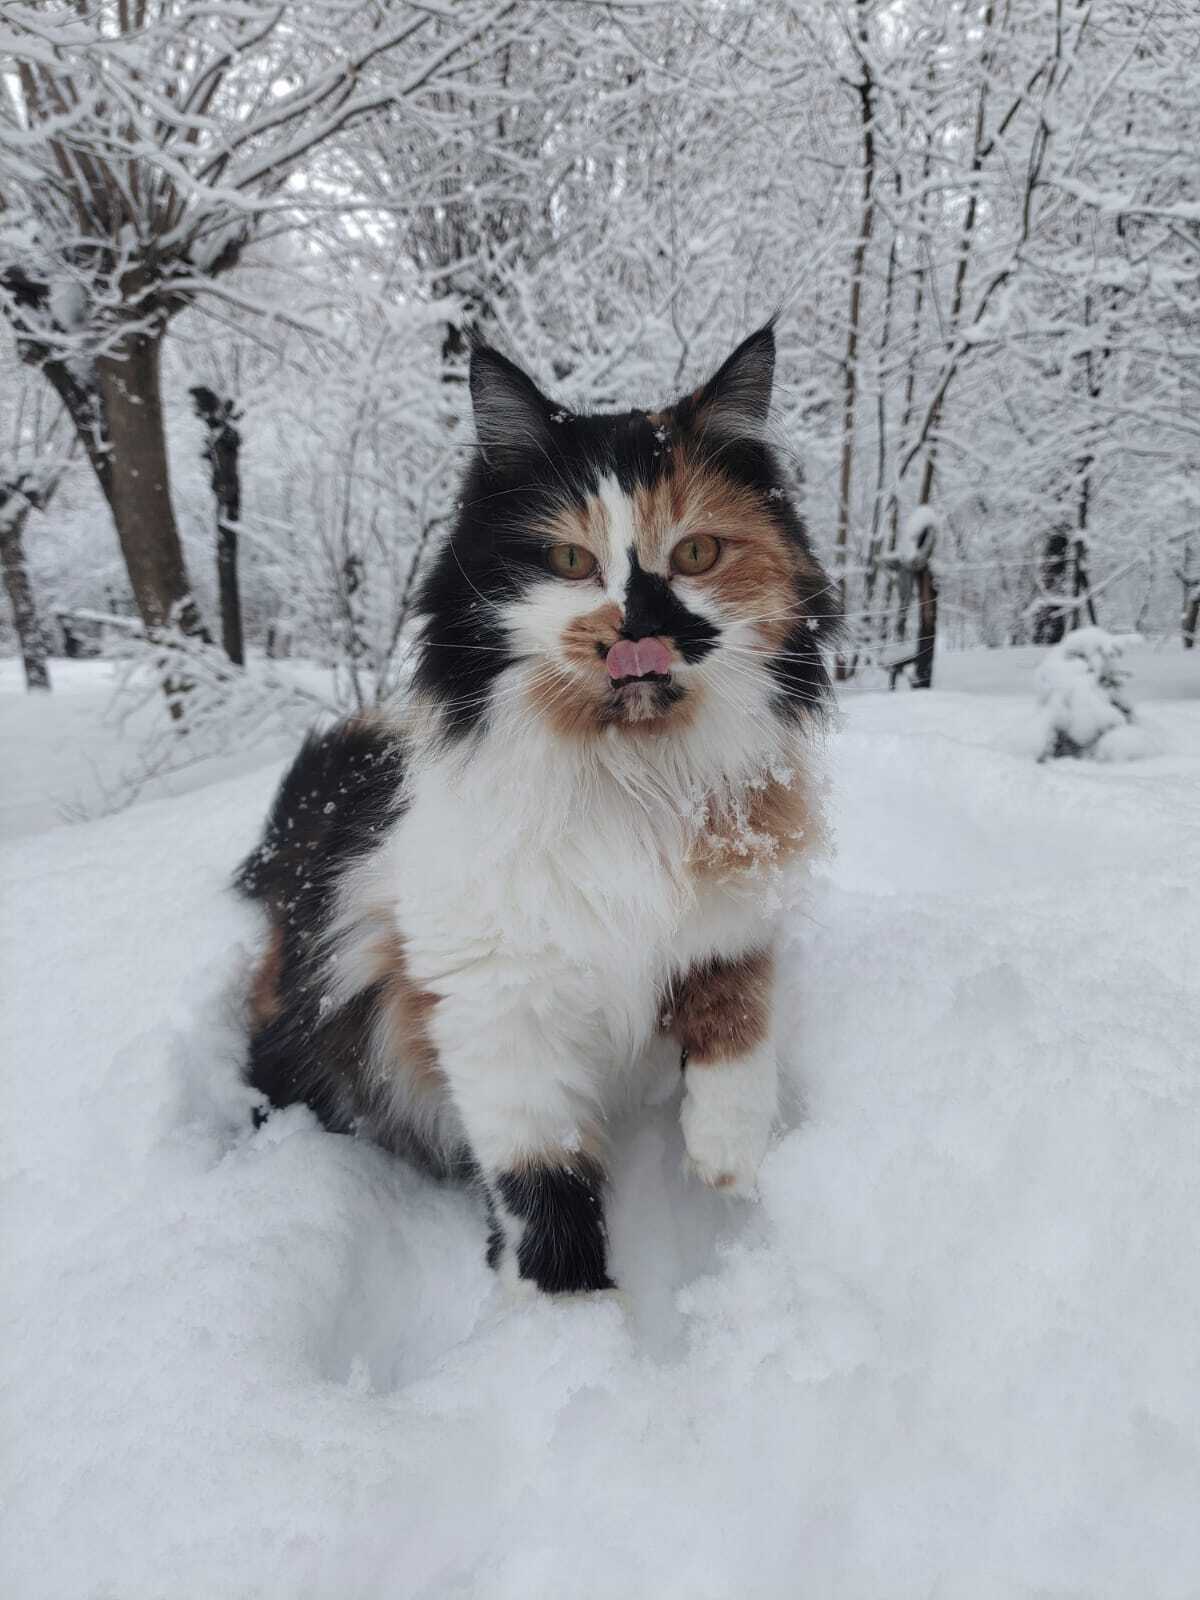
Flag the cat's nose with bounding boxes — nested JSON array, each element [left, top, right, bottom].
[[606, 637, 672, 682]]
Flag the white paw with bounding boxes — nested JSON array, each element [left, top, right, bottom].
[[680, 1080, 773, 1197]]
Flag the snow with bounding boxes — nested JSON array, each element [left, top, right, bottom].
[[0, 657, 335, 840], [3, 651, 1200, 1598], [901, 503, 938, 541], [1033, 627, 1140, 761]]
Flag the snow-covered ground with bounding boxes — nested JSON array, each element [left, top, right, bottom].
[[3, 649, 1199, 1598]]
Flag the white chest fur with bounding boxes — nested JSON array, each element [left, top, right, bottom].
[[340, 700, 794, 1079]]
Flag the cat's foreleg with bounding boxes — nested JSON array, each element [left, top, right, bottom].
[[433, 992, 613, 1294], [671, 947, 777, 1196]]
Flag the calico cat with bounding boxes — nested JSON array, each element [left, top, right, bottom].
[[236, 323, 838, 1295]]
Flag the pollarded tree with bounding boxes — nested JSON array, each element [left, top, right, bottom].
[[0, 0, 525, 648]]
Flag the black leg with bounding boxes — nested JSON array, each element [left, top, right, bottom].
[[492, 1158, 614, 1293]]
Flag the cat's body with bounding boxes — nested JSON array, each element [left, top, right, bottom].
[[238, 324, 838, 1293]]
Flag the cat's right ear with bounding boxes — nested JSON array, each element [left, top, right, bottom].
[[687, 322, 775, 441], [469, 343, 557, 469]]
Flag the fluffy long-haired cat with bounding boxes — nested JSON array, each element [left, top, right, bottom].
[[237, 323, 838, 1294]]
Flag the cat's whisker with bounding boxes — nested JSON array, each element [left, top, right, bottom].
[[707, 651, 833, 707], [718, 643, 832, 674]]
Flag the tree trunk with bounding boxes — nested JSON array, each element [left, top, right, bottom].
[[1072, 292, 1101, 632], [912, 567, 938, 690], [95, 333, 207, 641], [1033, 528, 1070, 644], [1071, 530, 1098, 630], [216, 507, 244, 666], [8, 278, 206, 662], [0, 496, 51, 691], [907, 465, 941, 683], [40, 360, 114, 512], [880, 78, 935, 652], [893, 5, 995, 687], [1183, 575, 1199, 650], [190, 387, 244, 665], [861, 165, 901, 669], [834, 0, 877, 679]]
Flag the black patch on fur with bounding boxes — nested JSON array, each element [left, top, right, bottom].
[[246, 970, 470, 1181], [496, 1159, 613, 1294], [622, 548, 720, 662], [761, 548, 842, 722], [485, 1196, 504, 1270], [235, 720, 408, 924], [408, 479, 535, 740], [247, 981, 377, 1136], [766, 619, 835, 723]]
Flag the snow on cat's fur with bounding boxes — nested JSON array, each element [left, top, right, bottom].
[[236, 325, 839, 1294]]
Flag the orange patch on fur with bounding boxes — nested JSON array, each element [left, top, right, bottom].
[[689, 765, 822, 882], [248, 924, 285, 1029], [625, 452, 810, 649], [366, 927, 444, 1096], [666, 948, 774, 1063], [682, 470, 799, 645], [527, 665, 608, 739], [561, 601, 622, 670]]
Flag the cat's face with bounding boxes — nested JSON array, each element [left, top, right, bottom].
[[415, 326, 837, 743]]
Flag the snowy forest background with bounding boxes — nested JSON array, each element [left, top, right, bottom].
[[6, 10, 1200, 1592], [2, 0, 1199, 720]]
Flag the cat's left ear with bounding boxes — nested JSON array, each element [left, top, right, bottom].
[[469, 342, 558, 469], [688, 322, 776, 439]]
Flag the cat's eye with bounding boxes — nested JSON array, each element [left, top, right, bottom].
[[671, 533, 721, 576], [547, 543, 597, 580]]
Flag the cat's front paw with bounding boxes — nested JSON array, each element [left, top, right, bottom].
[[680, 1081, 772, 1197]]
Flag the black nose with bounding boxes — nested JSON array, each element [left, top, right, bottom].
[[622, 549, 720, 663], [622, 553, 675, 640]]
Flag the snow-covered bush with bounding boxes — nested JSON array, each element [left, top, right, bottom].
[[50, 628, 341, 820], [1034, 627, 1142, 762]]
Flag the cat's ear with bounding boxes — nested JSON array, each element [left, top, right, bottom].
[[469, 342, 557, 468], [688, 322, 775, 440]]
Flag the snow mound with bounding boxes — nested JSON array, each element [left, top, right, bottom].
[[3, 675, 1200, 1597], [1033, 626, 1147, 761]]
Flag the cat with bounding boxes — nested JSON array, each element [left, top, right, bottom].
[[236, 322, 838, 1295]]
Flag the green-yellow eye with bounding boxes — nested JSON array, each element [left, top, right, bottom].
[[670, 533, 721, 576], [547, 543, 597, 580]]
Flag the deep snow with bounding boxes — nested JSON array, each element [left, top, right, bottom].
[[2, 651, 1199, 1598]]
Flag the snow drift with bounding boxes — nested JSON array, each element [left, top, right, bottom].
[[3, 660, 1199, 1598]]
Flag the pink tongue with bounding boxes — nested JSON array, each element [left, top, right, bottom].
[[606, 637, 672, 681]]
